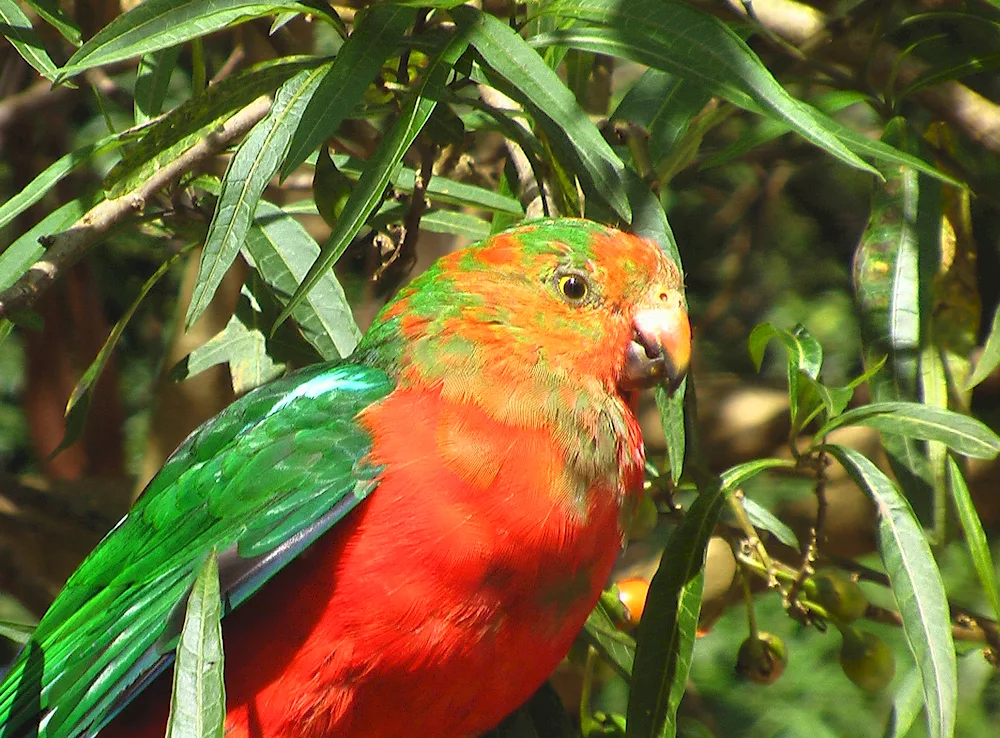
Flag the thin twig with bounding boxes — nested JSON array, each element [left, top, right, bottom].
[[374, 140, 436, 296], [728, 489, 778, 587], [210, 44, 247, 86], [0, 96, 273, 320]]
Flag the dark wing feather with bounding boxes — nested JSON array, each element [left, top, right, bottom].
[[0, 362, 392, 738]]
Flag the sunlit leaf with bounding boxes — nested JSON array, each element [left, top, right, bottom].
[[0, 0, 58, 80], [627, 480, 723, 738], [883, 668, 924, 738], [966, 301, 1000, 390], [281, 4, 417, 176], [57, 0, 334, 80], [820, 401, 1000, 460], [134, 45, 182, 125], [106, 57, 317, 198], [0, 199, 90, 292], [947, 457, 1000, 624], [530, 0, 875, 177], [453, 5, 630, 220], [823, 444, 956, 738], [165, 551, 225, 738], [246, 201, 361, 361], [176, 284, 288, 395], [23, 0, 82, 46], [582, 597, 635, 681], [739, 497, 799, 549], [748, 322, 823, 427], [186, 65, 331, 328]]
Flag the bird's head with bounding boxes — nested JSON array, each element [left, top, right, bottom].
[[358, 219, 690, 414]]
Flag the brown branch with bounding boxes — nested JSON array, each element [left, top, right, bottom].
[[717, 0, 1000, 155], [0, 95, 273, 321], [374, 140, 437, 296], [210, 44, 247, 86], [0, 80, 74, 132]]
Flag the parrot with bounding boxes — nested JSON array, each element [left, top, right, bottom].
[[0, 218, 690, 738]]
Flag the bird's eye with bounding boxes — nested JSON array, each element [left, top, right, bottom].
[[557, 274, 590, 302]]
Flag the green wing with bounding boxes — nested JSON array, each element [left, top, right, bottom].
[[0, 362, 393, 738]]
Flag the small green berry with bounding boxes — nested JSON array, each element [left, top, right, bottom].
[[736, 632, 788, 685]]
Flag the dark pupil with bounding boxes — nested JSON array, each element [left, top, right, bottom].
[[562, 276, 586, 300]]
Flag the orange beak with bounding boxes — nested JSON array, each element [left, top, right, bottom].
[[622, 290, 691, 394]]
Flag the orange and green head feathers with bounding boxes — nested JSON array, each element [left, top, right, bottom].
[[359, 218, 688, 397], [356, 217, 690, 504]]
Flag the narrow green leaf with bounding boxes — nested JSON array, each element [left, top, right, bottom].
[[612, 68, 712, 164], [748, 322, 823, 428], [853, 119, 942, 525], [453, 5, 630, 221], [966, 302, 1000, 390], [702, 91, 862, 169], [281, 4, 417, 176], [530, 0, 876, 177], [177, 283, 289, 394], [948, 457, 1000, 624], [0, 320, 12, 346], [883, 668, 924, 738], [665, 571, 703, 735], [166, 551, 225, 738], [799, 106, 960, 187], [740, 497, 799, 549], [582, 598, 635, 681], [798, 372, 854, 421], [57, 0, 331, 80], [306, 154, 523, 215], [900, 52, 1000, 102], [56, 245, 193, 456], [245, 201, 360, 360], [0, 620, 35, 646], [628, 482, 725, 738], [0, 133, 119, 232], [106, 57, 316, 197], [134, 45, 182, 125], [22, 0, 82, 46], [0, 199, 91, 292], [656, 382, 686, 485], [276, 30, 470, 329], [719, 457, 796, 490], [748, 322, 823, 378], [186, 64, 331, 328], [0, 0, 58, 80], [819, 401, 1000, 460], [418, 209, 491, 241], [391, 0, 472, 7], [823, 444, 956, 738]]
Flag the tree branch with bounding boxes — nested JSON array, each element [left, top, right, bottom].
[[0, 95, 273, 321]]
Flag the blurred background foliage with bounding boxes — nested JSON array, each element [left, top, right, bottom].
[[2, 0, 1000, 736]]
